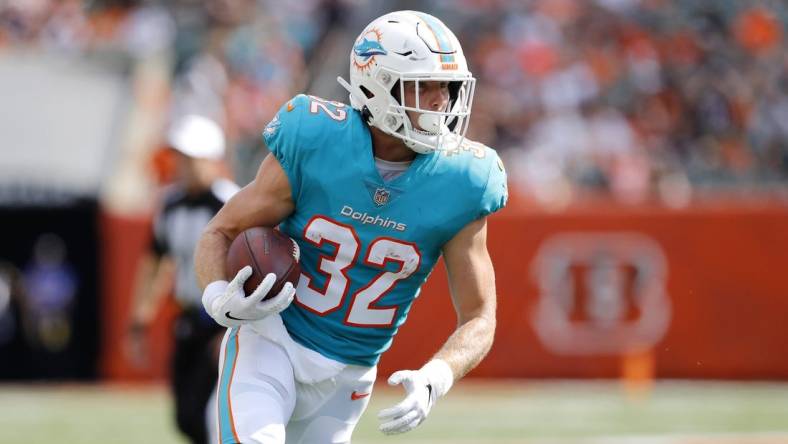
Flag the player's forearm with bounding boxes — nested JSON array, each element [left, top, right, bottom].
[[135, 255, 177, 321], [194, 226, 233, 288], [130, 254, 158, 325], [432, 312, 496, 380]]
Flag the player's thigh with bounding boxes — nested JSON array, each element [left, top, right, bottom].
[[286, 365, 376, 444], [217, 326, 297, 444]]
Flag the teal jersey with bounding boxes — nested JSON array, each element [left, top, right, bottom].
[[262, 94, 507, 366]]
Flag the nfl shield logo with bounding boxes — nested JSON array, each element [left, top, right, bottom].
[[373, 188, 390, 206]]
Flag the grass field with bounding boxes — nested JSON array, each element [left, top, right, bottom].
[[1, 380, 787, 443]]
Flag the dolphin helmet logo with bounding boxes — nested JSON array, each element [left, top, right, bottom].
[[353, 28, 386, 71], [354, 37, 387, 60]]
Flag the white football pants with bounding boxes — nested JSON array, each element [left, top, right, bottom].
[[214, 325, 376, 444]]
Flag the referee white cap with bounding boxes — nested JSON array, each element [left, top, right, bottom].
[[167, 114, 226, 160]]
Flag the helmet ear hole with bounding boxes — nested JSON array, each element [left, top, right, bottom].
[[360, 86, 374, 99]]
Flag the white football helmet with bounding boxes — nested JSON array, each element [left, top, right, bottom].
[[338, 10, 476, 154]]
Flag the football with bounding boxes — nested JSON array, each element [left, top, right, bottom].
[[225, 227, 301, 299]]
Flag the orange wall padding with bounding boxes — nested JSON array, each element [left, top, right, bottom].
[[101, 201, 788, 381], [99, 212, 177, 381], [381, 201, 788, 380]]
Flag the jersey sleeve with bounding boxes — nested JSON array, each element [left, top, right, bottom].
[[479, 152, 508, 217], [262, 95, 309, 200]]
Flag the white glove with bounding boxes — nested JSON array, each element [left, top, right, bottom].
[[378, 359, 454, 435], [201, 266, 295, 328]]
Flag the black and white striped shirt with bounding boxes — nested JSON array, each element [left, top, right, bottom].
[[152, 179, 238, 308]]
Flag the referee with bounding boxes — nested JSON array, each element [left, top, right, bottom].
[[126, 115, 238, 444]]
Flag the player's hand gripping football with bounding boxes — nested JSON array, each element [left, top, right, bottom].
[[378, 359, 454, 435], [201, 266, 295, 328]]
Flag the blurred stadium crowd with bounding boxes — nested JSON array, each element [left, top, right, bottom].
[[2, 0, 787, 208]]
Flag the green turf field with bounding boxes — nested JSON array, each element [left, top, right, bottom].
[[1, 381, 787, 443]]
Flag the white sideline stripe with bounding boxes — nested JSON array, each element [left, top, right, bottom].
[[403, 433, 788, 444], [549, 432, 788, 444]]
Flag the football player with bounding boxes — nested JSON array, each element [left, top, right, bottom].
[[195, 10, 507, 443]]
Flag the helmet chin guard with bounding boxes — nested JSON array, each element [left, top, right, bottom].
[[338, 11, 475, 154]]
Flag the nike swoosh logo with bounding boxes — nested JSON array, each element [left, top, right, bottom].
[[225, 311, 255, 321], [351, 391, 370, 401]]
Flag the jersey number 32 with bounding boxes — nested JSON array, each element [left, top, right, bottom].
[[294, 216, 420, 328]]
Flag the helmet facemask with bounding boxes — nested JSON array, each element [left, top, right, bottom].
[[388, 72, 475, 154]]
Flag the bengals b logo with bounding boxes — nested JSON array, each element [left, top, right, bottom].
[[531, 232, 671, 355]]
